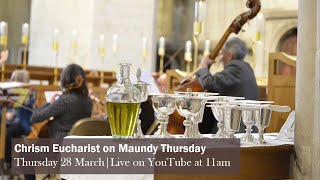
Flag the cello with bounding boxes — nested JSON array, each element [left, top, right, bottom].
[[167, 0, 261, 134]]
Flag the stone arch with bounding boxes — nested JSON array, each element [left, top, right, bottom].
[[269, 21, 298, 52]]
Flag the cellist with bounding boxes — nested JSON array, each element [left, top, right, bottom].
[[196, 37, 258, 133], [196, 37, 258, 100]]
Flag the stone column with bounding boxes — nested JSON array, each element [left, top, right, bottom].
[[294, 0, 320, 179], [312, 0, 320, 179]]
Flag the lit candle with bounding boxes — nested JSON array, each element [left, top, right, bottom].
[[53, 28, 59, 51], [184, 41, 192, 62], [0, 21, 8, 47], [195, 0, 206, 22], [22, 23, 29, 37], [158, 37, 165, 56], [204, 40, 210, 56], [113, 34, 118, 54], [99, 34, 105, 56], [253, 13, 265, 42], [0, 21, 7, 36], [142, 37, 147, 59], [71, 29, 78, 49], [194, 1, 206, 36]]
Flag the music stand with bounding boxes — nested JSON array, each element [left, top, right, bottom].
[[0, 82, 30, 178]]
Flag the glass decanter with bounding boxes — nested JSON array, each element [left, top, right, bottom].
[[133, 67, 150, 138], [106, 63, 141, 138]]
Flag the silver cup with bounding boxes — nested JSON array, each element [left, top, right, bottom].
[[237, 105, 259, 143], [225, 105, 242, 138], [254, 107, 272, 144], [175, 92, 219, 138], [208, 103, 228, 138], [151, 94, 176, 138], [175, 94, 202, 138], [254, 105, 291, 143]]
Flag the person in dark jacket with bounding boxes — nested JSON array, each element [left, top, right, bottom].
[[31, 64, 92, 138], [196, 37, 258, 133]]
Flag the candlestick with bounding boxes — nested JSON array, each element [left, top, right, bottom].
[[185, 41, 192, 74], [21, 23, 29, 69], [52, 28, 59, 85], [193, 35, 199, 71], [158, 37, 165, 75], [71, 29, 78, 49], [21, 23, 29, 45], [253, 13, 265, 42], [0, 21, 8, 49], [204, 40, 210, 56], [113, 34, 118, 56], [99, 34, 105, 85], [193, 1, 206, 71], [194, 0, 206, 36], [142, 37, 147, 60], [1, 21, 8, 82], [53, 28, 59, 52], [252, 13, 265, 77], [99, 34, 105, 57]]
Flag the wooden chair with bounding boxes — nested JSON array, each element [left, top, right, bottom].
[[68, 118, 111, 136], [266, 52, 296, 132]]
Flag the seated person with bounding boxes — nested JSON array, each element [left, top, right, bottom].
[[195, 37, 258, 133], [31, 64, 93, 138], [5, 70, 35, 166]]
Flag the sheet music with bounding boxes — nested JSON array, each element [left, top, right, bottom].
[[44, 91, 62, 102], [0, 82, 30, 89]]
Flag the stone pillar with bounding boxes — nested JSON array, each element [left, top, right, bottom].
[[294, 0, 319, 179], [312, 0, 320, 179]]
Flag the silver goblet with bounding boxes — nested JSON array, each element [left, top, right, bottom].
[[174, 92, 218, 138], [207, 103, 228, 138], [207, 96, 245, 138], [237, 105, 260, 143], [254, 105, 291, 144], [224, 105, 242, 138], [151, 93, 176, 138], [175, 90, 202, 138]]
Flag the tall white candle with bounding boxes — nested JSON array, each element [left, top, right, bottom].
[[22, 23, 29, 37], [142, 37, 147, 51], [99, 34, 105, 48], [53, 28, 59, 51], [71, 29, 78, 50], [195, 0, 206, 22], [185, 41, 192, 61], [99, 34, 105, 56], [253, 13, 265, 42], [0, 21, 8, 36], [113, 34, 118, 54], [142, 37, 148, 58], [204, 40, 210, 56], [21, 23, 29, 45], [158, 37, 165, 56]]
